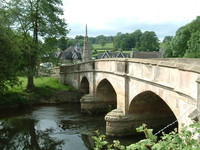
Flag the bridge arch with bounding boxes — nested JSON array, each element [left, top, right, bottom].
[[96, 79, 117, 103], [79, 76, 89, 94], [129, 90, 178, 133]]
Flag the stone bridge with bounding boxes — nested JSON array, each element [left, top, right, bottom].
[[60, 58, 200, 136]]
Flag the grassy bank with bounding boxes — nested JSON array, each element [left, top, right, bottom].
[[0, 77, 71, 107], [10, 77, 69, 93]]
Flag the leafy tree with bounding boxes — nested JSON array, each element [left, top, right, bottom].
[[75, 35, 84, 47], [184, 16, 200, 57], [114, 33, 134, 50], [138, 31, 159, 51], [3, 0, 68, 90], [114, 32, 122, 49], [163, 36, 173, 43], [167, 16, 200, 58], [185, 31, 200, 57], [57, 37, 68, 51], [162, 36, 173, 57], [0, 9, 21, 95], [171, 26, 191, 57], [99, 39, 106, 47], [131, 29, 142, 50]]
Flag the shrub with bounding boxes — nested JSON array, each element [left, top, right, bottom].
[[92, 121, 200, 150]]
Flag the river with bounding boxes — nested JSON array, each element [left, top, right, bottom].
[[0, 103, 142, 150]]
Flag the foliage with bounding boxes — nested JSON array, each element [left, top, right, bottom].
[[162, 36, 173, 58], [138, 31, 160, 52], [2, 0, 68, 90], [114, 30, 159, 51], [92, 122, 200, 150], [0, 92, 29, 106], [185, 31, 200, 58], [163, 16, 200, 58], [0, 18, 21, 95]]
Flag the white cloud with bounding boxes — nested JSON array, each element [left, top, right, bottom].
[[62, 0, 200, 39]]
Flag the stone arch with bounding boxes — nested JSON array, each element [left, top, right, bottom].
[[79, 76, 89, 94], [96, 79, 117, 102], [129, 90, 178, 133]]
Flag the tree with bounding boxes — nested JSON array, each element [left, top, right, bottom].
[[171, 26, 191, 57], [75, 35, 84, 47], [3, 0, 68, 90], [0, 9, 21, 95], [184, 16, 200, 57], [138, 31, 159, 51], [57, 37, 68, 51], [185, 31, 200, 57], [99, 39, 106, 47], [131, 29, 142, 50], [168, 16, 200, 58], [163, 36, 173, 43]]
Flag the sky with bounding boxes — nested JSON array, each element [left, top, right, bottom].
[[62, 0, 200, 41]]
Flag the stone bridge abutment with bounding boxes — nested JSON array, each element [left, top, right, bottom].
[[60, 58, 200, 136]]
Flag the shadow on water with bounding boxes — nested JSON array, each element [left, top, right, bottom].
[[0, 103, 144, 150]]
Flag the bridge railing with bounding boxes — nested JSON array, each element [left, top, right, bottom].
[[60, 58, 200, 101]]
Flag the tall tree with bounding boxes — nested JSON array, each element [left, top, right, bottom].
[[171, 26, 191, 57], [131, 29, 142, 50], [0, 25, 21, 94], [0, 8, 22, 94], [185, 31, 200, 58], [138, 31, 159, 51], [184, 16, 200, 57], [3, 0, 68, 90]]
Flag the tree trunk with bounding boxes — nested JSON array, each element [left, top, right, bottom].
[[27, 75, 35, 91], [26, 54, 36, 91]]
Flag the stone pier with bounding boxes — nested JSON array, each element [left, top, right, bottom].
[[80, 94, 116, 113]]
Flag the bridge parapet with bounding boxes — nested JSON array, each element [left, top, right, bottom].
[[60, 58, 200, 101]]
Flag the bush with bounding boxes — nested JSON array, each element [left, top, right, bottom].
[[92, 121, 200, 150], [0, 92, 29, 106]]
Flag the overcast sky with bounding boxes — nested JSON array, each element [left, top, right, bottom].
[[62, 0, 200, 41]]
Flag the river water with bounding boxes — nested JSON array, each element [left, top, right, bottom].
[[0, 103, 141, 150]]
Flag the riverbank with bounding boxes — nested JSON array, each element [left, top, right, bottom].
[[0, 77, 83, 109]]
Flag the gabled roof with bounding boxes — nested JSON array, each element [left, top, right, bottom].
[[97, 51, 131, 59], [64, 46, 82, 53], [101, 51, 111, 58], [72, 52, 82, 60]]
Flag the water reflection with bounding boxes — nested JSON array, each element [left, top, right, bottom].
[[0, 118, 64, 150], [0, 103, 105, 150], [0, 103, 142, 150]]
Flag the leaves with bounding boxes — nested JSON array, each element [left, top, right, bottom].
[[92, 121, 200, 150], [163, 16, 200, 58]]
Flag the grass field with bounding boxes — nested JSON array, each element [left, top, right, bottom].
[[92, 42, 113, 49]]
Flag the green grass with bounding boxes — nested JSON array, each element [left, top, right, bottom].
[[10, 77, 69, 93], [92, 42, 113, 49], [7, 77, 71, 102], [0, 76, 71, 106]]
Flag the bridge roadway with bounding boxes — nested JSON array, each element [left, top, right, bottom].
[[60, 58, 200, 136]]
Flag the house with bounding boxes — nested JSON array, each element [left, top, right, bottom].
[[97, 51, 130, 59], [132, 51, 163, 59], [58, 46, 82, 64]]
